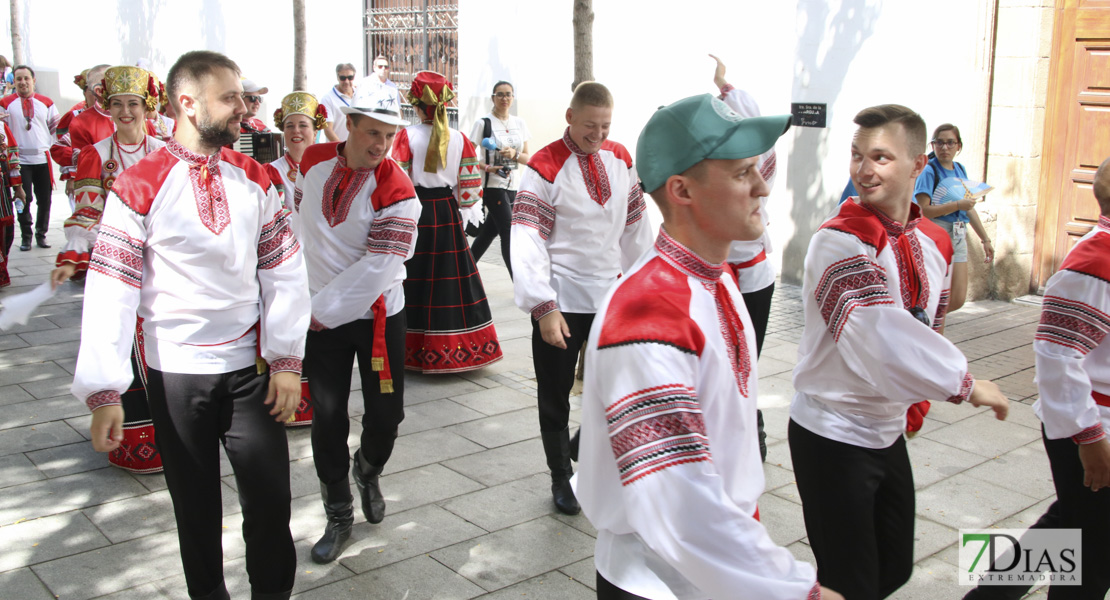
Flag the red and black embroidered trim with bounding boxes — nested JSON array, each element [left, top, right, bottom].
[[321, 155, 371, 227], [367, 216, 417, 257], [1036, 295, 1110, 355], [655, 229, 723, 283], [512, 191, 555, 240], [167, 139, 230, 235], [269, 357, 303, 374], [258, 208, 300, 270], [606, 384, 711, 486], [530, 300, 558, 321], [87, 389, 122, 412], [626, 182, 645, 226], [1073, 423, 1106, 445], [89, 225, 144, 288], [946, 373, 975, 404], [815, 255, 894, 342]]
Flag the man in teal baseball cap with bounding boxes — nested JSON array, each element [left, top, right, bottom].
[[575, 97, 844, 599]]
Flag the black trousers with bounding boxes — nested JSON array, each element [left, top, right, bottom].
[[964, 428, 1110, 600], [789, 419, 915, 600], [596, 570, 651, 600], [145, 366, 295, 599], [532, 312, 594, 433], [470, 187, 514, 278], [306, 313, 406, 484], [741, 281, 775, 356], [18, 163, 52, 239]]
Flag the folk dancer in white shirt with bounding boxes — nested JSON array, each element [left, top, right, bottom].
[[392, 71, 503, 373], [71, 51, 309, 600], [292, 89, 420, 564], [789, 104, 1009, 600], [576, 93, 843, 600], [52, 65, 167, 474], [511, 82, 653, 515]]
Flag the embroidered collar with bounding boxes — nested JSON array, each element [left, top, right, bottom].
[[1099, 215, 1110, 232], [562, 127, 594, 156], [859, 201, 922, 239], [167, 138, 220, 168], [334, 143, 373, 173], [655, 228, 724, 283]]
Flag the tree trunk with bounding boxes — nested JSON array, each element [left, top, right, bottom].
[[10, 0, 23, 65], [292, 0, 307, 91], [571, 0, 593, 91]]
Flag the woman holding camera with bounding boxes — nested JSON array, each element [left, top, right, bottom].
[[468, 81, 530, 278]]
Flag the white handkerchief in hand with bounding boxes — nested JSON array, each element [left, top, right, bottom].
[[0, 281, 57, 330]]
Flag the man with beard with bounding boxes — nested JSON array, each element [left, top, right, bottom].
[[71, 50, 309, 600]]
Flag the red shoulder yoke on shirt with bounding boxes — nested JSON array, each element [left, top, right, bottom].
[[526, 138, 573, 185], [33, 93, 55, 108], [598, 256, 706, 356], [1061, 231, 1110, 284], [916, 218, 954, 264], [220, 147, 277, 193], [820, 200, 889, 254], [110, 147, 174, 216], [300, 142, 341, 177], [601, 140, 633, 169], [371, 157, 417, 211]]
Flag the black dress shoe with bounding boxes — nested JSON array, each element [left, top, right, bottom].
[[35, 235, 50, 249], [19, 240, 30, 251]]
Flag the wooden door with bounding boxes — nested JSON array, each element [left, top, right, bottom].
[[1032, 0, 1110, 292]]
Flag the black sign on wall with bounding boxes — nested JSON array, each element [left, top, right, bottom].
[[791, 103, 827, 128]]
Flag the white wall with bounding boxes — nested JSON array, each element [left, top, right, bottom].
[[459, 0, 996, 283], [3, 0, 364, 124]]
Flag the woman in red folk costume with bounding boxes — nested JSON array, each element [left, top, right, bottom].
[[51, 65, 166, 474], [0, 121, 24, 287], [266, 91, 326, 427], [391, 71, 502, 372]]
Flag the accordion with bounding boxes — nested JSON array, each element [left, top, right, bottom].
[[236, 131, 284, 164]]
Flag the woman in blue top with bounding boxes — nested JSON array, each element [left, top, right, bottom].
[[914, 123, 993, 314]]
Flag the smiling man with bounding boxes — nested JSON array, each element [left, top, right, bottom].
[[292, 89, 420, 564], [71, 50, 309, 600], [1, 65, 59, 250], [320, 63, 357, 142], [575, 94, 841, 600], [788, 104, 1009, 600], [511, 81, 653, 516]]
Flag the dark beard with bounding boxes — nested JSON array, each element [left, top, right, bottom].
[[197, 118, 239, 148]]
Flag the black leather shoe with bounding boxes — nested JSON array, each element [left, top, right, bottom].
[[35, 235, 50, 249], [19, 240, 30, 251], [352, 451, 386, 524], [541, 428, 581, 515]]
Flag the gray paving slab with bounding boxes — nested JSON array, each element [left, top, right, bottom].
[[757, 493, 809, 548], [440, 473, 554, 532], [913, 517, 959, 563], [0, 466, 150, 526], [0, 333, 30, 352], [0, 567, 54, 600], [402, 373, 485, 405], [293, 554, 486, 600], [377, 462, 485, 515], [398, 397, 485, 436], [922, 410, 1042, 458], [430, 516, 596, 592], [1, 394, 88, 430], [441, 437, 547, 487], [0, 451, 46, 489], [962, 441, 1055, 500], [0, 360, 68, 387], [381, 429, 484, 475], [475, 572, 595, 599], [0, 420, 84, 456], [31, 530, 185, 600], [0, 341, 79, 370], [338, 503, 487, 574], [20, 375, 77, 400], [89, 583, 172, 600], [0, 383, 35, 406], [916, 472, 1041, 530], [448, 385, 535, 417], [447, 407, 540, 449], [17, 327, 82, 346], [559, 557, 597, 591], [0, 511, 111, 572], [25, 439, 107, 478], [906, 437, 989, 489], [65, 413, 93, 440], [0, 315, 59, 336], [82, 488, 241, 544], [896, 556, 976, 599]]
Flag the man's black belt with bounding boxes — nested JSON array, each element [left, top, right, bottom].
[[413, 185, 454, 200]]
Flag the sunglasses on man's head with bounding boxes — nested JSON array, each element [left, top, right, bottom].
[[375, 64, 390, 70], [338, 75, 355, 82]]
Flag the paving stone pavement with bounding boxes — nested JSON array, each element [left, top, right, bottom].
[[0, 201, 1054, 599]]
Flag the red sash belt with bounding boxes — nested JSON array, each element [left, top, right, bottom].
[[370, 295, 394, 393], [1093, 391, 1110, 408], [732, 249, 767, 270]]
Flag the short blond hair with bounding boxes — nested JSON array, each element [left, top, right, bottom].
[[570, 81, 613, 111]]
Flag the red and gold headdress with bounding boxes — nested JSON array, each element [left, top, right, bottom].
[[101, 66, 159, 113], [408, 71, 455, 173], [273, 91, 327, 131], [74, 69, 90, 91]]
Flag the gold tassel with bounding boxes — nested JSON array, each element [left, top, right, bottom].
[[255, 356, 268, 375], [380, 379, 394, 394], [371, 357, 384, 372]]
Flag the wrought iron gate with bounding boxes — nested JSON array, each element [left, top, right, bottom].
[[365, 0, 459, 127]]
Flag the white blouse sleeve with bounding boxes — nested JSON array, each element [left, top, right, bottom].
[[256, 183, 311, 373], [511, 167, 560, 319]]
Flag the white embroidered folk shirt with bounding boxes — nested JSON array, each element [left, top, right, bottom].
[[576, 230, 820, 600], [72, 140, 310, 410], [791, 199, 974, 449], [510, 129, 653, 320], [1034, 215, 1110, 445]]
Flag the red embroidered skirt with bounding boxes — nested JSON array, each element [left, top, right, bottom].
[[403, 186, 502, 373], [109, 319, 163, 474]]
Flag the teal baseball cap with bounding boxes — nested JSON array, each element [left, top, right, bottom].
[[636, 94, 791, 194]]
